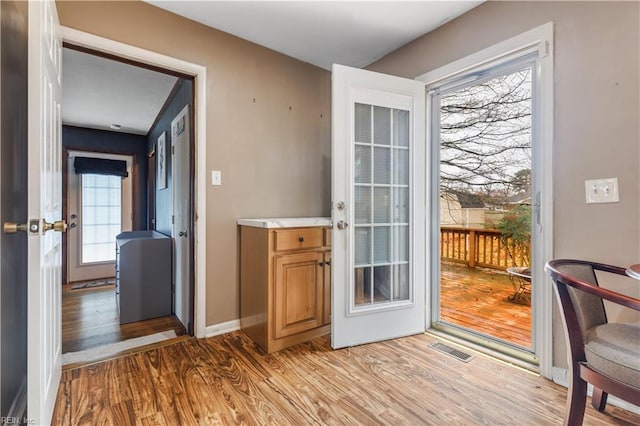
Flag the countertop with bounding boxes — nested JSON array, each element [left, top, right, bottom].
[[237, 217, 332, 229]]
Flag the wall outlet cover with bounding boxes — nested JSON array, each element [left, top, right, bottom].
[[585, 178, 619, 204]]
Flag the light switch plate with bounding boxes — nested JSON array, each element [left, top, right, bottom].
[[585, 178, 619, 204], [211, 170, 222, 186]]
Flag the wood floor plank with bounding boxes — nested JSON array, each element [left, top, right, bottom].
[[62, 284, 185, 353], [53, 332, 640, 425]]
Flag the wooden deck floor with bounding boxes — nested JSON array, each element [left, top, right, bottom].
[[440, 263, 532, 348], [52, 332, 640, 425]]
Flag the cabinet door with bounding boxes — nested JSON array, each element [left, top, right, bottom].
[[274, 252, 324, 339], [323, 251, 332, 325]]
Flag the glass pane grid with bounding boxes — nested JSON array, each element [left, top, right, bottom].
[[81, 174, 122, 264], [353, 103, 411, 307]]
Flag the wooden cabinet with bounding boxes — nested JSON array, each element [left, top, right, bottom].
[[240, 225, 331, 353]]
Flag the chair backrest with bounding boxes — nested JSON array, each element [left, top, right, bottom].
[[552, 262, 607, 335]]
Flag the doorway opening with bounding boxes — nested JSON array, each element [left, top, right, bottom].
[[421, 23, 555, 371], [434, 62, 533, 351], [60, 45, 195, 360]]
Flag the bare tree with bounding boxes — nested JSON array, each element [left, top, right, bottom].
[[439, 68, 532, 198]]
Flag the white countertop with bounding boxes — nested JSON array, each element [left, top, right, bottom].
[[238, 217, 332, 229]]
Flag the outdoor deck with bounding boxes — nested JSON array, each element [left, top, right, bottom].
[[440, 263, 532, 348]]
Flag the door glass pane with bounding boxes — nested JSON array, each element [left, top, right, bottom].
[[355, 103, 372, 143], [373, 226, 390, 264], [393, 264, 409, 300], [354, 267, 371, 306], [354, 186, 371, 224], [355, 145, 371, 184], [393, 148, 409, 185], [393, 110, 409, 147], [354, 227, 371, 266], [373, 265, 391, 302], [373, 188, 390, 223], [373, 147, 391, 184], [373, 106, 391, 146], [393, 188, 409, 223], [81, 174, 122, 264], [352, 102, 411, 308], [393, 225, 408, 262]]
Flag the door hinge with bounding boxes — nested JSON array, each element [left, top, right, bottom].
[[172, 145, 175, 155], [172, 215, 174, 225]]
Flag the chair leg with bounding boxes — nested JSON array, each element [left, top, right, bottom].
[[565, 373, 587, 426], [591, 387, 608, 412]]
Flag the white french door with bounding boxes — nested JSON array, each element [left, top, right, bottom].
[[66, 152, 132, 283], [331, 64, 426, 349], [27, 0, 63, 422]]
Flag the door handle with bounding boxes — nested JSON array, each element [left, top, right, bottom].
[[42, 219, 68, 233], [336, 221, 349, 230], [3, 222, 31, 234], [3, 219, 65, 234]]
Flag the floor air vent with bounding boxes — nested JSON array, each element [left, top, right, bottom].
[[429, 342, 474, 363]]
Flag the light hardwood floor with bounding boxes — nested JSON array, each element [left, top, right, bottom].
[[53, 331, 640, 425], [62, 284, 185, 353]]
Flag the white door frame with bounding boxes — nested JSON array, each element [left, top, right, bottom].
[[61, 27, 208, 338], [416, 22, 554, 378]]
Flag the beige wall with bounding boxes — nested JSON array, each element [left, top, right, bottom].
[[57, 1, 332, 327], [369, 1, 640, 368]]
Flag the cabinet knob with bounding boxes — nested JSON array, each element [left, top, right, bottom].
[[298, 236, 304, 243]]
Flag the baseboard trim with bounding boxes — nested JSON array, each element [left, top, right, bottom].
[[551, 366, 640, 415], [7, 376, 27, 420], [205, 319, 241, 338]]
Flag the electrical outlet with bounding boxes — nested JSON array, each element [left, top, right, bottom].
[[585, 178, 619, 204], [211, 170, 222, 186]]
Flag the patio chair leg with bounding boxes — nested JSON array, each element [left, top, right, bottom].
[[591, 387, 608, 412], [564, 374, 587, 426]]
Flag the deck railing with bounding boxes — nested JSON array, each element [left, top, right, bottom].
[[440, 226, 529, 271]]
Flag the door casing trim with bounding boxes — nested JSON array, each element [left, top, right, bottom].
[[61, 26, 208, 338]]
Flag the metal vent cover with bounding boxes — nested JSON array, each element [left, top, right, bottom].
[[429, 342, 474, 362]]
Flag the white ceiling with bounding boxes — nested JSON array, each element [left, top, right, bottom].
[[62, 48, 178, 135], [62, 1, 483, 134], [146, 1, 483, 70]]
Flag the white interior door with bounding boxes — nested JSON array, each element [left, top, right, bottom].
[[171, 105, 191, 329], [66, 151, 133, 283], [331, 64, 426, 349], [27, 0, 63, 422]]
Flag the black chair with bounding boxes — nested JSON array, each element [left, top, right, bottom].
[[546, 259, 640, 425]]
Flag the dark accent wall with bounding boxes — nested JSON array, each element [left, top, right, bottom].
[[146, 79, 193, 236], [0, 0, 28, 416], [62, 126, 148, 230]]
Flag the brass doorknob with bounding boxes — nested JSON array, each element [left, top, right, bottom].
[[3, 222, 30, 234], [43, 219, 67, 233]]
